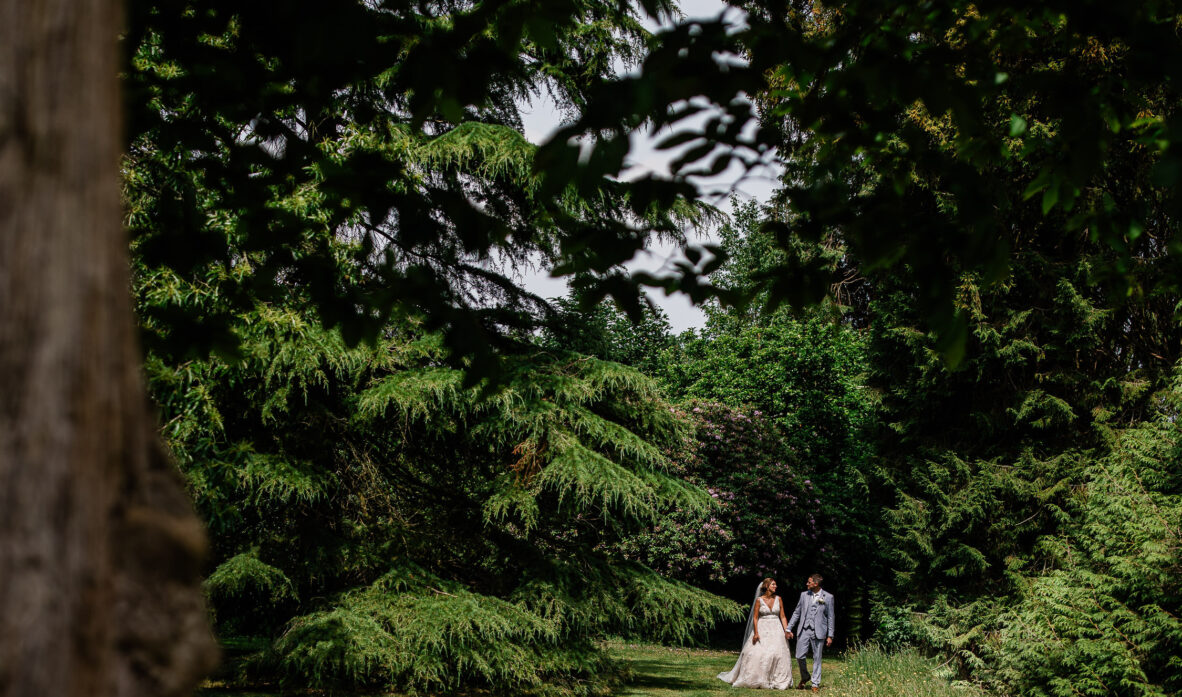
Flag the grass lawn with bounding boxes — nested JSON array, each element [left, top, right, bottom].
[[608, 642, 986, 697], [198, 642, 985, 697]]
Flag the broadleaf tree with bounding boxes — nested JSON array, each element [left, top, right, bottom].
[[544, 0, 1182, 364]]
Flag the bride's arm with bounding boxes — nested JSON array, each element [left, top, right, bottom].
[[751, 600, 761, 643], [786, 594, 800, 638], [778, 595, 790, 632]]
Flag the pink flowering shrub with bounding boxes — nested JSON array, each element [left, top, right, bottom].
[[617, 400, 824, 587]]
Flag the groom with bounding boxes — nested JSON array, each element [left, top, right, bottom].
[[786, 573, 834, 691]]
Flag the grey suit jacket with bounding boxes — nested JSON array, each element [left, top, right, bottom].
[[788, 590, 835, 641]]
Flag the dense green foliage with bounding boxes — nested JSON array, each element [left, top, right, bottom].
[[540, 296, 677, 378], [647, 203, 881, 634], [120, 1, 1182, 695], [549, 1, 1182, 359], [124, 1, 748, 694], [557, 4, 1182, 694], [779, 4, 1182, 692], [992, 378, 1182, 697], [124, 0, 714, 377], [554, 1, 1182, 690], [140, 279, 740, 693], [617, 401, 823, 587], [661, 314, 869, 471]]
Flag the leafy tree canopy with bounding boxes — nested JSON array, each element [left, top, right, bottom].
[[125, 0, 719, 381], [545, 0, 1182, 365]]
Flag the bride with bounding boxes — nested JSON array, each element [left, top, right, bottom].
[[717, 577, 795, 689]]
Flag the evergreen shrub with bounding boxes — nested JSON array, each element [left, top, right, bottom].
[[869, 602, 919, 653]]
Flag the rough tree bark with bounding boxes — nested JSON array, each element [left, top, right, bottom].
[[0, 1, 218, 695]]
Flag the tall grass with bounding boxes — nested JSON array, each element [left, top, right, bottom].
[[831, 644, 984, 697]]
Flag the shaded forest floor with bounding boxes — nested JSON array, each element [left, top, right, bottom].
[[200, 641, 984, 697]]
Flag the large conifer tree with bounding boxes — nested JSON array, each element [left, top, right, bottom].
[[124, 1, 741, 693]]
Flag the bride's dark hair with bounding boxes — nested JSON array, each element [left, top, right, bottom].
[[760, 577, 776, 595]]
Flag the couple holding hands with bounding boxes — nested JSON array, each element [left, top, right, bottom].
[[717, 574, 835, 691]]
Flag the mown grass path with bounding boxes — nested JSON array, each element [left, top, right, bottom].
[[197, 642, 985, 697], [609, 643, 985, 697]]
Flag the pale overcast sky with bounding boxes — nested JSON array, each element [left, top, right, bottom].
[[518, 0, 781, 333]]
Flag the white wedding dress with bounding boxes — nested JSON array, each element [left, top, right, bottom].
[[717, 595, 795, 689]]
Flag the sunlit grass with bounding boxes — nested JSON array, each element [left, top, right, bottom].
[[198, 642, 985, 696], [607, 641, 986, 697]]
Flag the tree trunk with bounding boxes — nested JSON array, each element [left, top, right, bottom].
[[0, 1, 218, 696]]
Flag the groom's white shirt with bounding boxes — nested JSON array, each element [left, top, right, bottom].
[[787, 589, 835, 640]]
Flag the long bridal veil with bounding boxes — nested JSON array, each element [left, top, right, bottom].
[[717, 582, 763, 682]]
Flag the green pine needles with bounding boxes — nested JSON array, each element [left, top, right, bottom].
[[264, 564, 576, 693], [990, 377, 1182, 697], [122, 1, 741, 689], [139, 279, 739, 694]]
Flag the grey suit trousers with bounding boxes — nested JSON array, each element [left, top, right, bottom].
[[795, 628, 824, 687]]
